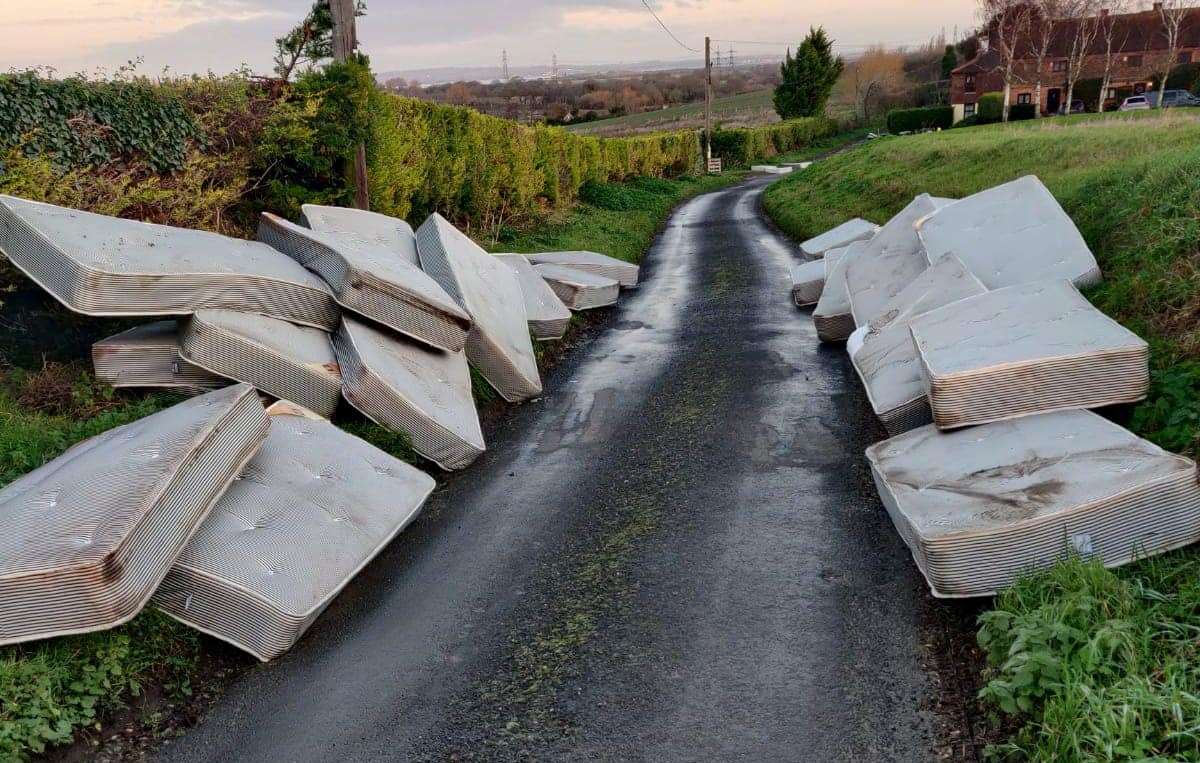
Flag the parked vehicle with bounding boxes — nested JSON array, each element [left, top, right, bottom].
[[1119, 95, 1151, 111], [1149, 89, 1200, 108], [1058, 100, 1085, 115]]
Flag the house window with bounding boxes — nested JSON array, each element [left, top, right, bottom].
[[1180, 51, 1194, 64], [964, 103, 977, 117], [1135, 82, 1147, 95], [1123, 54, 1143, 67], [1052, 60, 1068, 72], [1017, 93, 1032, 104], [1107, 88, 1118, 100], [965, 74, 976, 93]]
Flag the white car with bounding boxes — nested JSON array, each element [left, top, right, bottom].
[[1118, 95, 1151, 111]]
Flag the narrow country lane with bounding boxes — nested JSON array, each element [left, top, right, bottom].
[[157, 177, 942, 762]]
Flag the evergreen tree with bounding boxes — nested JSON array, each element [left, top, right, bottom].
[[941, 45, 959, 80], [773, 28, 844, 120]]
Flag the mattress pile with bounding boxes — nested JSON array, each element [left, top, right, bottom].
[[416, 214, 542, 402], [153, 402, 435, 661], [259, 213, 471, 352], [867, 410, 1200, 598], [93, 321, 225, 392], [535, 264, 620, 311], [799, 218, 878, 258], [180, 309, 343, 419], [851, 256, 988, 435], [789, 259, 826, 307], [0, 196, 339, 329], [0, 385, 269, 645], [300, 203, 421, 266], [527, 251, 639, 288], [494, 254, 572, 340], [334, 317, 486, 471], [909, 280, 1149, 429], [813, 245, 862, 342]]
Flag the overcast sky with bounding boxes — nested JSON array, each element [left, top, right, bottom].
[[1, 0, 978, 77]]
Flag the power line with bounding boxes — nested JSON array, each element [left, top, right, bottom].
[[639, 0, 701, 53]]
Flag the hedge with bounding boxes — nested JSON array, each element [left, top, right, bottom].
[[1008, 102, 1037, 120], [977, 92, 1004, 124], [706, 117, 838, 168], [886, 106, 954, 133]]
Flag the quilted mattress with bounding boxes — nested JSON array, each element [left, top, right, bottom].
[[0, 195, 339, 330], [494, 254, 572, 340], [333, 317, 485, 471], [93, 321, 225, 392], [180, 310, 343, 419], [850, 256, 988, 435], [916, 176, 1102, 290], [789, 259, 826, 307], [258, 213, 470, 353], [415, 214, 542, 402], [910, 280, 1149, 430], [845, 194, 956, 327], [867, 410, 1200, 598], [300, 203, 420, 266], [0, 384, 269, 645], [526, 251, 639, 288], [153, 402, 436, 661], [534, 264, 620, 311], [799, 218, 878, 258], [813, 244, 861, 343]]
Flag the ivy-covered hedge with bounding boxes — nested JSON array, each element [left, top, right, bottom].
[[707, 118, 838, 168], [0, 71, 203, 173], [886, 106, 954, 133]]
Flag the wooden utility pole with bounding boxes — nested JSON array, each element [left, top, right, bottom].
[[330, 0, 370, 210], [704, 36, 713, 163]]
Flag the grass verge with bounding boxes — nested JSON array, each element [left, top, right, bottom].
[[0, 170, 743, 761], [762, 112, 1200, 759]]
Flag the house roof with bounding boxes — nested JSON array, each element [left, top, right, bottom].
[[953, 49, 1001, 75]]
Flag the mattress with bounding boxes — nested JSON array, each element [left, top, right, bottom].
[[153, 401, 436, 661], [910, 280, 1149, 430], [333, 316, 485, 471], [493, 254, 572, 341], [179, 310, 343, 419], [813, 244, 862, 342], [534, 264, 620, 311], [789, 259, 826, 307], [867, 410, 1200, 598], [258, 213, 470, 353], [845, 194, 956, 327], [916, 176, 1102, 290], [850, 256, 988, 436], [299, 203, 420, 266], [415, 214, 542, 402], [93, 321, 226, 392], [0, 195, 339, 330], [526, 251, 639, 288], [0, 384, 269, 645], [799, 218, 878, 258]]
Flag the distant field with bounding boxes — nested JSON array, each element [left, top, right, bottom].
[[566, 89, 777, 137]]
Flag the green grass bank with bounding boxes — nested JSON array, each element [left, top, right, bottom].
[[763, 111, 1200, 760]]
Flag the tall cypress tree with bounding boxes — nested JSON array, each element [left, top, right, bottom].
[[774, 27, 844, 120]]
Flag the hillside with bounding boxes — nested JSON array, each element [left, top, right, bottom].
[[764, 111, 1200, 760], [566, 89, 777, 137]]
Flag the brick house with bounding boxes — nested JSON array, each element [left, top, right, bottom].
[[950, 3, 1200, 121]]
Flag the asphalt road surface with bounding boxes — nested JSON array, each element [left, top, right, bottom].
[[157, 177, 941, 762]]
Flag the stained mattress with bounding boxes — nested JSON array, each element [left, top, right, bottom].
[[180, 310, 343, 419], [916, 176, 1102, 290], [0, 196, 338, 330], [0, 384, 269, 645], [789, 259, 826, 307], [910, 280, 1149, 430], [850, 256, 988, 435], [526, 251, 639, 288], [153, 402, 435, 661], [494, 254, 571, 340], [259, 213, 470, 353], [534, 264, 620, 311], [813, 244, 861, 342], [799, 218, 878, 258], [300, 203, 420, 266], [333, 316, 485, 471], [93, 321, 225, 392], [845, 194, 956, 327], [867, 410, 1200, 598], [415, 214, 542, 402]]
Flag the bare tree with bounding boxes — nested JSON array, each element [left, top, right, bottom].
[[980, 0, 1034, 121], [1062, 0, 1101, 114], [1097, 0, 1131, 113], [1029, 0, 1063, 116], [1155, 0, 1192, 108]]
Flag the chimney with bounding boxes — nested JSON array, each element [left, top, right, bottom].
[[1153, 1, 1164, 9]]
